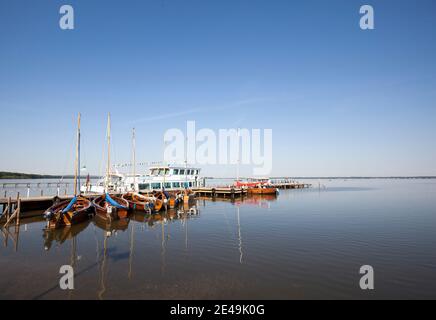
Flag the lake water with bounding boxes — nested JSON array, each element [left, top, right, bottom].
[[1, 179, 435, 299]]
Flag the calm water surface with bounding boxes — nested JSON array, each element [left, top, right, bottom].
[[1, 179, 435, 299]]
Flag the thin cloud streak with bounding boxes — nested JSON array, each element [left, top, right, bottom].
[[128, 98, 268, 124]]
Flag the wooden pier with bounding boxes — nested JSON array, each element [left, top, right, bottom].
[[272, 182, 311, 189], [192, 187, 247, 198], [0, 183, 311, 217]]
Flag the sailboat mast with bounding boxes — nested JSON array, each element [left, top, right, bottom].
[[132, 128, 136, 191], [105, 113, 111, 192], [74, 113, 81, 196], [236, 128, 240, 183]]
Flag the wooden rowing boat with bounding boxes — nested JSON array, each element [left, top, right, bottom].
[[93, 193, 130, 221], [122, 192, 154, 212], [164, 190, 184, 209], [92, 114, 130, 221], [44, 113, 93, 229], [44, 196, 93, 229], [140, 191, 166, 212]]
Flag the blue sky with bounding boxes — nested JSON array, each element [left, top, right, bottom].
[[0, 0, 435, 177]]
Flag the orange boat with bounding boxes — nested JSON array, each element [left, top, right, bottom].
[[247, 186, 278, 195], [139, 191, 165, 212], [235, 180, 268, 188], [122, 192, 155, 212]]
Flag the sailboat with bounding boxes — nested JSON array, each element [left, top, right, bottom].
[[93, 113, 130, 221], [44, 113, 93, 229], [122, 128, 156, 212]]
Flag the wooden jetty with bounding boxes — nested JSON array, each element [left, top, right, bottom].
[[272, 182, 311, 189], [0, 182, 311, 217], [192, 187, 247, 198]]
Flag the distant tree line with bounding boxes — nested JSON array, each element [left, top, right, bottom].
[[0, 171, 97, 180]]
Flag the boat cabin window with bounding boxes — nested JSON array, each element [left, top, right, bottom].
[[164, 182, 171, 189], [158, 168, 165, 176], [180, 169, 185, 175], [139, 183, 150, 190], [173, 169, 179, 175], [173, 182, 180, 188], [164, 168, 170, 175], [150, 169, 158, 176], [151, 183, 161, 190]]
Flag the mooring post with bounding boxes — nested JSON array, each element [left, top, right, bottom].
[[16, 198, 21, 226], [7, 197, 11, 219], [27, 185, 30, 198]]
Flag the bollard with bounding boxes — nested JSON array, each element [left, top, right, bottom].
[[16, 199, 21, 226], [6, 197, 11, 219], [27, 187, 30, 198]]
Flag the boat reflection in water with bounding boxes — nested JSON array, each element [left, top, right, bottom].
[[43, 220, 91, 251], [93, 204, 201, 300], [28, 196, 277, 299]]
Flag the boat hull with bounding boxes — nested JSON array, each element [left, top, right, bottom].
[[122, 192, 154, 212], [44, 197, 93, 229], [247, 187, 278, 195], [93, 194, 130, 221]]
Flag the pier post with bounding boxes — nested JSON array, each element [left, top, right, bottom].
[[16, 199, 21, 226], [7, 197, 11, 218], [27, 185, 30, 198]]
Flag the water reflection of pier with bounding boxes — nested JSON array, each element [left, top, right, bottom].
[[40, 203, 199, 298], [3, 195, 280, 299], [3, 195, 277, 255]]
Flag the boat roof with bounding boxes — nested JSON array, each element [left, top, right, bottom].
[[149, 166, 200, 170]]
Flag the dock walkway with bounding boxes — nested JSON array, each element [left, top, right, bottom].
[[1, 183, 311, 216]]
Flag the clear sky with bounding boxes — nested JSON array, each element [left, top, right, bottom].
[[1, 0, 435, 177]]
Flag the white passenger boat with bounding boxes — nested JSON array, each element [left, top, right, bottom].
[[126, 165, 202, 192], [81, 164, 202, 194]]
